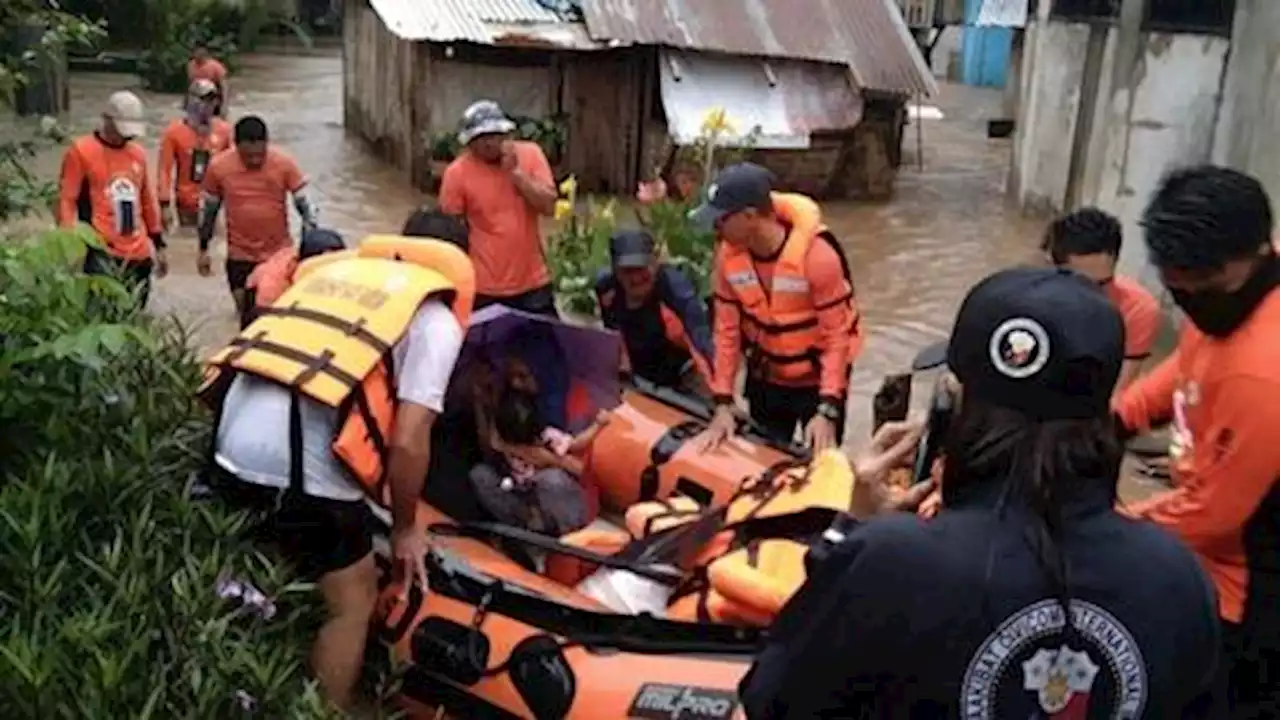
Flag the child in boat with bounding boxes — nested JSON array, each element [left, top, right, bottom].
[[469, 382, 607, 537]]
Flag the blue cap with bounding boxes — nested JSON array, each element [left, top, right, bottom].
[[915, 266, 1124, 420]]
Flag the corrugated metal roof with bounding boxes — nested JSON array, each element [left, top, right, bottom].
[[369, 0, 586, 46], [659, 50, 864, 150], [582, 0, 938, 96]]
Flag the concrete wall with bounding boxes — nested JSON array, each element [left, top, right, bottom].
[[1212, 0, 1280, 197], [1010, 2, 1243, 294]]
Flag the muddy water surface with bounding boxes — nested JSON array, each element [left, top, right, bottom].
[[27, 51, 1162, 499]]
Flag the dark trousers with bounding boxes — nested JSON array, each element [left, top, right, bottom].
[[745, 379, 846, 446], [475, 284, 559, 318], [83, 246, 153, 310], [1208, 621, 1280, 718]]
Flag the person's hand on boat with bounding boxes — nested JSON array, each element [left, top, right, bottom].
[[804, 414, 838, 454], [391, 525, 429, 595], [848, 419, 936, 519], [698, 404, 738, 451]]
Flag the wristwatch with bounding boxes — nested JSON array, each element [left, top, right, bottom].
[[815, 400, 841, 422]]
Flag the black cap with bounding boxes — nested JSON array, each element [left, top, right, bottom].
[[299, 227, 345, 259], [610, 229, 657, 269], [688, 162, 775, 230], [915, 266, 1124, 420]]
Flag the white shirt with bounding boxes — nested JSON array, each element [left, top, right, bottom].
[[215, 300, 464, 501]]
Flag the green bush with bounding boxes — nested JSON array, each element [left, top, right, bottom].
[[0, 227, 345, 717]]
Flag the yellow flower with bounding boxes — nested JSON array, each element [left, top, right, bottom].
[[558, 174, 578, 198], [699, 107, 736, 138], [597, 198, 616, 222], [553, 199, 573, 221]]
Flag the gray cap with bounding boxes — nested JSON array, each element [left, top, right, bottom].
[[458, 100, 516, 145], [688, 162, 775, 230], [610, 229, 657, 269]]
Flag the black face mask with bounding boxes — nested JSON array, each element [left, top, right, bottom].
[[1170, 255, 1279, 337]]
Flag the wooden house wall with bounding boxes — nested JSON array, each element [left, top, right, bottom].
[[342, 0, 428, 184]]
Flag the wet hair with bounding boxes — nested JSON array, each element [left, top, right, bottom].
[[941, 395, 1123, 641], [234, 116, 268, 145], [1042, 207, 1122, 263], [1141, 165, 1274, 270], [401, 208, 469, 253], [493, 387, 544, 446]]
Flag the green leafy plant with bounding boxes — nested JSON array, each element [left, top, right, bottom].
[[0, 227, 384, 717], [546, 176, 616, 315]]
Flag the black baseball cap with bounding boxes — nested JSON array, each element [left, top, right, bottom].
[[914, 266, 1124, 420], [610, 229, 657, 269], [688, 162, 775, 230]]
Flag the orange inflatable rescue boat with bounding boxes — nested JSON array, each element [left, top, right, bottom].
[[371, 374, 862, 720]]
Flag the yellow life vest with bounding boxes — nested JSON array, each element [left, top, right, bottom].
[[200, 236, 476, 502]]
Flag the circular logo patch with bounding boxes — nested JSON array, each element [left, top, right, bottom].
[[988, 317, 1050, 379], [960, 599, 1148, 719], [707, 183, 719, 201]]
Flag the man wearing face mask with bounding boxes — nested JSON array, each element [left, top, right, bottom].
[[438, 100, 559, 317], [158, 80, 232, 229], [57, 90, 168, 308], [1114, 165, 1280, 718]]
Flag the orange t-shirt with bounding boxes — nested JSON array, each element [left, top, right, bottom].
[[187, 58, 228, 85], [1114, 289, 1280, 625], [57, 134, 161, 262], [710, 233, 862, 397], [438, 141, 552, 296], [203, 148, 306, 262], [1104, 275, 1161, 361], [158, 118, 232, 209]]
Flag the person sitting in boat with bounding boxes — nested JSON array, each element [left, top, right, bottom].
[[692, 163, 863, 453], [595, 229, 713, 397], [739, 266, 1220, 718], [241, 226, 347, 324], [469, 378, 604, 537]]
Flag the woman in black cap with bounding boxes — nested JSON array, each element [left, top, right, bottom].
[[740, 266, 1220, 719]]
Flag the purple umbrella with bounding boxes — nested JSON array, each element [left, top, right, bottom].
[[452, 305, 623, 432]]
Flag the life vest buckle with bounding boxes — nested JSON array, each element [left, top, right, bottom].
[[470, 584, 497, 630]]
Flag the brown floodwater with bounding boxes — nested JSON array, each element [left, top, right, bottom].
[[26, 50, 1163, 498]]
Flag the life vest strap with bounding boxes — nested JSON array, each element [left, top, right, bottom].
[[226, 334, 361, 390], [740, 311, 819, 334], [256, 304, 393, 355]]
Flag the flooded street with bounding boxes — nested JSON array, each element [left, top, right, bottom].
[[24, 50, 1162, 498]]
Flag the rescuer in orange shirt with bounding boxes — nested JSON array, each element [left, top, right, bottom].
[[57, 90, 167, 308], [187, 42, 228, 116], [1113, 165, 1280, 718], [1041, 207, 1161, 391], [198, 115, 317, 327], [691, 163, 863, 453], [158, 79, 231, 228]]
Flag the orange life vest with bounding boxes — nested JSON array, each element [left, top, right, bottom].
[[246, 247, 299, 308], [199, 236, 476, 502], [717, 193, 856, 385], [555, 450, 856, 626]]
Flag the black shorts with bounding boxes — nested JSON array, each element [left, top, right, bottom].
[[211, 470, 376, 580], [475, 284, 559, 318], [225, 258, 259, 292]]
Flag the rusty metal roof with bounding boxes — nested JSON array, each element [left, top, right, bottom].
[[660, 50, 863, 149], [581, 0, 937, 96], [369, 0, 589, 46]]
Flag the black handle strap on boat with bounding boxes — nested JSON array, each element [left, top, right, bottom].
[[613, 457, 806, 569], [287, 391, 305, 495], [427, 521, 687, 586]]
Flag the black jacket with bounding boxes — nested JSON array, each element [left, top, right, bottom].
[[740, 477, 1221, 718], [595, 264, 713, 388]]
